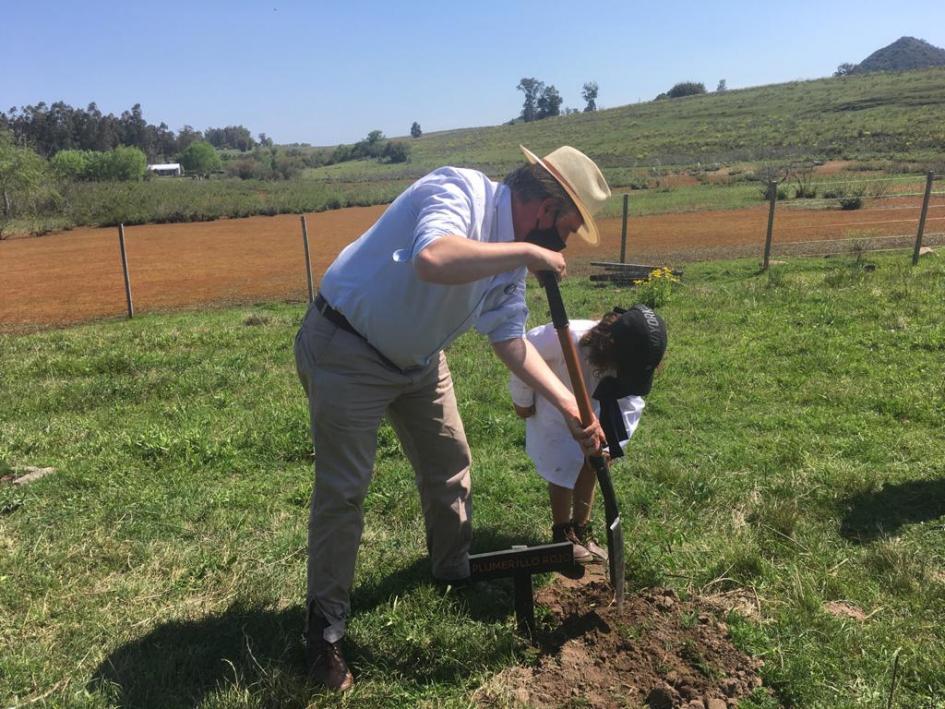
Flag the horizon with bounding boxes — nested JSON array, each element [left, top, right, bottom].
[[3, 1, 944, 147]]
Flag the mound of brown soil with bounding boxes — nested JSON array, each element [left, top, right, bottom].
[[477, 574, 764, 708]]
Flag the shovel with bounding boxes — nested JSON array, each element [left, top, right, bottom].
[[539, 272, 625, 608]]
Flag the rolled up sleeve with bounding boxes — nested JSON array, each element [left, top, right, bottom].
[[411, 180, 474, 258], [475, 275, 528, 343]]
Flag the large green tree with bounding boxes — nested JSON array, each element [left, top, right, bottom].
[[85, 146, 147, 181], [537, 85, 562, 119], [517, 78, 544, 122], [50, 149, 94, 180], [205, 125, 255, 151], [0, 131, 49, 236], [582, 81, 599, 112], [179, 141, 221, 177]]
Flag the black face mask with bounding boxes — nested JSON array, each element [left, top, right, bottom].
[[523, 214, 566, 252]]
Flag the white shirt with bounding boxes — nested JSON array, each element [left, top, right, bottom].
[[508, 321, 645, 489], [319, 167, 527, 370]]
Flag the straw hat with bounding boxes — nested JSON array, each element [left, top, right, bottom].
[[520, 145, 611, 245]]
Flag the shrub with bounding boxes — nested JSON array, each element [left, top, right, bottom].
[[632, 267, 679, 308], [760, 183, 788, 201], [179, 141, 222, 178], [832, 186, 866, 210], [380, 141, 410, 164], [666, 82, 707, 99], [86, 146, 147, 181], [226, 159, 267, 180], [793, 185, 817, 199], [790, 164, 817, 198], [50, 150, 94, 180], [839, 195, 863, 210], [271, 154, 304, 180], [0, 135, 56, 236]]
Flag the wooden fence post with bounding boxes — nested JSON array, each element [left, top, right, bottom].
[[301, 215, 314, 303], [762, 181, 778, 270], [912, 172, 934, 267], [117, 224, 134, 318], [619, 194, 629, 264]]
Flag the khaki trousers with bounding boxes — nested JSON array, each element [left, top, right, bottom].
[[294, 304, 472, 641]]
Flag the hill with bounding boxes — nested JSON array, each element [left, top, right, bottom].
[[307, 67, 945, 182], [853, 36, 945, 74]]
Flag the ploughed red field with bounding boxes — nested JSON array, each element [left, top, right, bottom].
[[0, 198, 931, 330]]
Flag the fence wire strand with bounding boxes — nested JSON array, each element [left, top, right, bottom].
[[850, 203, 943, 211], [784, 197, 924, 209], [776, 233, 918, 246], [806, 175, 930, 188], [780, 218, 918, 230]]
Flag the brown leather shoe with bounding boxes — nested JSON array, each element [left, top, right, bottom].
[[305, 605, 354, 692], [552, 522, 593, 564], [572, 520, 608, 562]]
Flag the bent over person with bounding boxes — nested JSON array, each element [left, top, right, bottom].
[[294, 145, 611, 690]]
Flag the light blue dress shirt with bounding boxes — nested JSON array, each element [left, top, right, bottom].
[[319, 167, 528, 370]]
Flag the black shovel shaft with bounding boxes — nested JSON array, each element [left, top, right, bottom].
[[536, 271, 599, 430], [538, 272, 625, 605]]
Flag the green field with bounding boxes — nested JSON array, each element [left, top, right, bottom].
[[2, 251, 944, 707]]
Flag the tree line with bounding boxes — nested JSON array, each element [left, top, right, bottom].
[[0, 101, 269, 161]]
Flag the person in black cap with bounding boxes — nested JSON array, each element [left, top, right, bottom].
[[509, 304, 667, 563]]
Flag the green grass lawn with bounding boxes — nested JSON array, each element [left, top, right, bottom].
[[2, 251, 944, 707]]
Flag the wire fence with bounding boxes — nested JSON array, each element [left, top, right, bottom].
[[763, 172, 940, 265], [1, 172, 940, 330], [588, 172, 941, 285]]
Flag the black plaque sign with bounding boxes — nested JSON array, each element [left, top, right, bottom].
[[467, 542, 581, 639]]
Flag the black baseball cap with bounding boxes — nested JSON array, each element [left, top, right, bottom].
[[611, 304, 667, 396]]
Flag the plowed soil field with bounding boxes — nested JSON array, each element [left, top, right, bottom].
[[1, 199, 937, 330]]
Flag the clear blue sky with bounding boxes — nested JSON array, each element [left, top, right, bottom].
[[3, 1, 944, 147]]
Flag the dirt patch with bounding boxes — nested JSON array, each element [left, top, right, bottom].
[[476, 573, 764, 708], [813, 160, 858, 176], [0, 466, 57, 486], [823, 601, 867, 622], [702, 588, 762, 623]]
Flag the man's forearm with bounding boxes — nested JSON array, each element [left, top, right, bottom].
[[414, 236, 537, 284], [494, 338, 605, 456], [492, 338, 576, 415]]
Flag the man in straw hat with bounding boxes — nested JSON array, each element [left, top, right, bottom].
[[294, 145, 611, 690]]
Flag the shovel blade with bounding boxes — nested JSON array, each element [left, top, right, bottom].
[[607, 516, 625, 609]]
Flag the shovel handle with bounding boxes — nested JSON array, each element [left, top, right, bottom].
[[537, 272, 596, 427], [538, 272, 625, 606]]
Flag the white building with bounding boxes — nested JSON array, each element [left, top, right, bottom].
[[147, 163, 183, 176]]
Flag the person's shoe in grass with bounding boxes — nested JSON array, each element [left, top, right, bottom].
[[433, 574, 475, 595], [552, 522, 594, 564], [571, 520, 608, 563], [305, 604, 354, 692]]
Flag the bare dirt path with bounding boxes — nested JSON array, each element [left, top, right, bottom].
[[1, 199, 934, 330]]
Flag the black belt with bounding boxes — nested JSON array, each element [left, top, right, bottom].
[[314, 293, 359, 337], [314, 293, 404, 372]]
